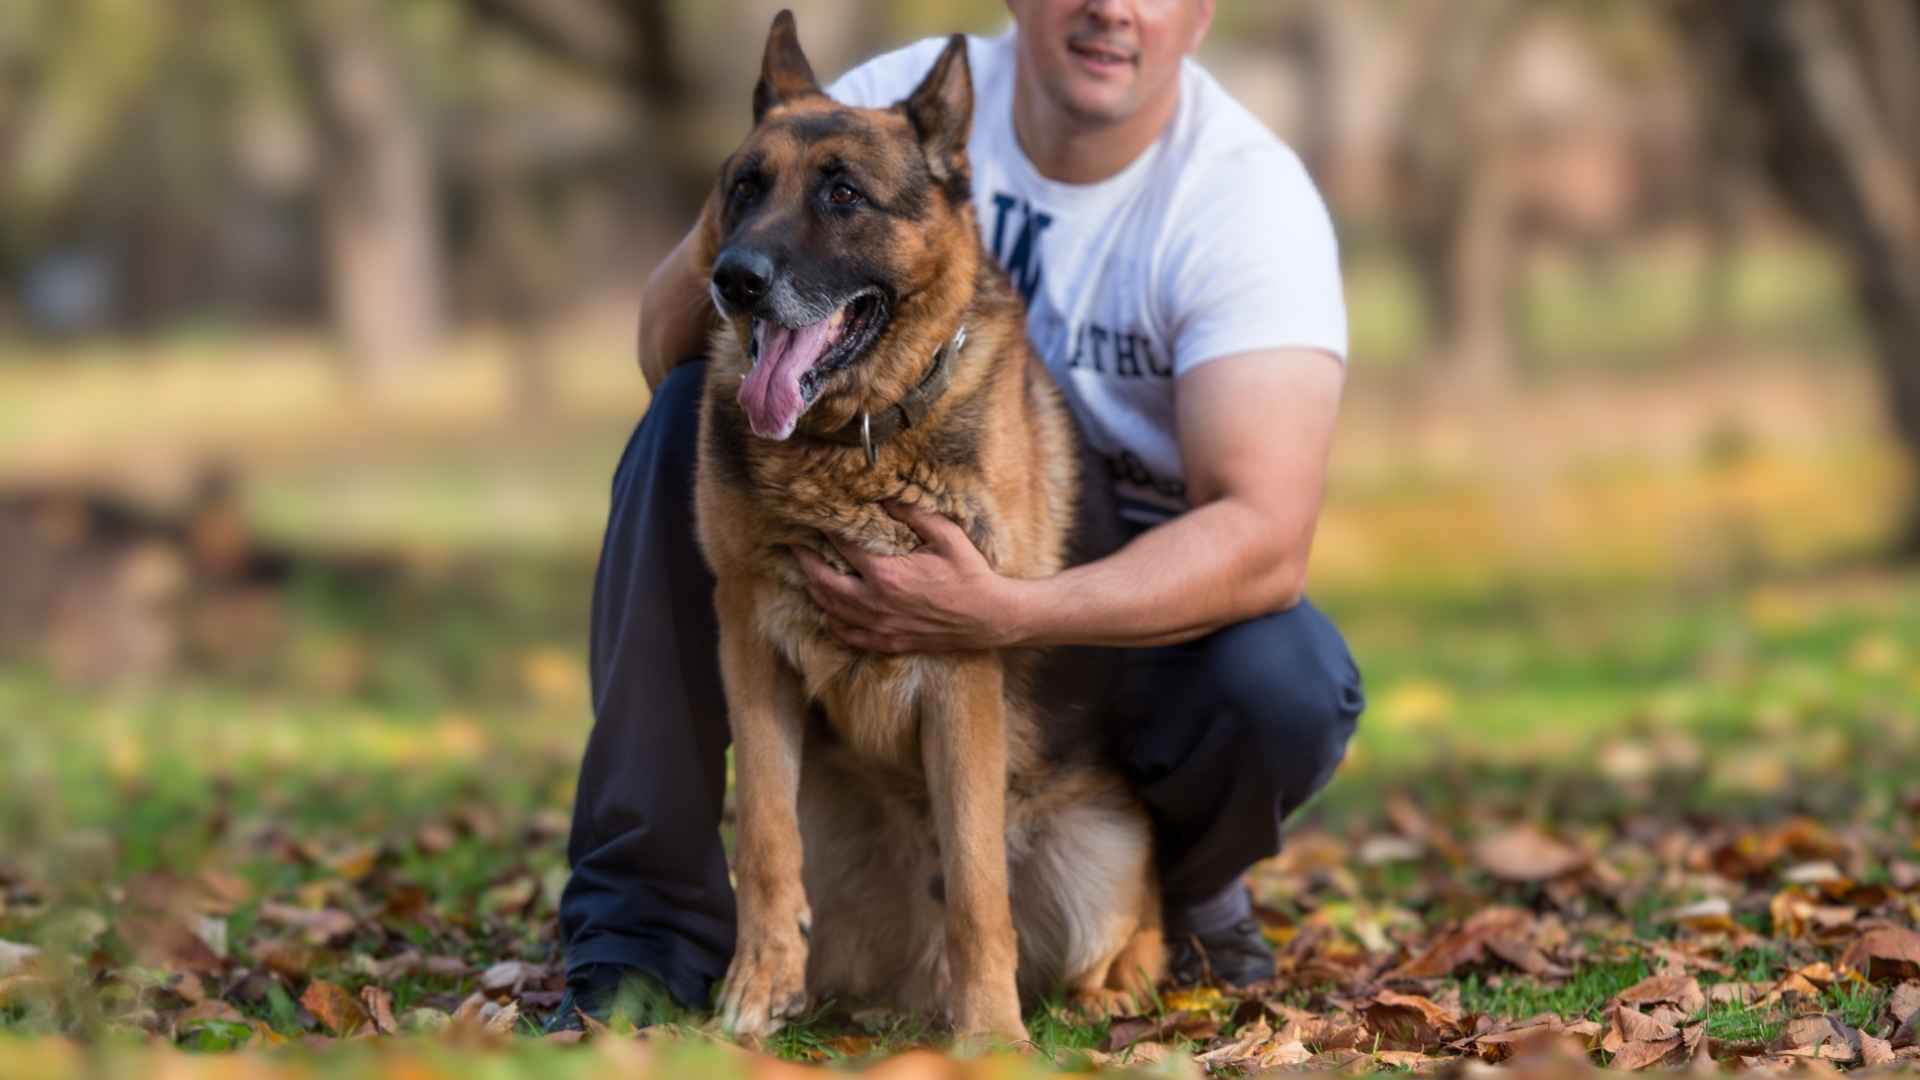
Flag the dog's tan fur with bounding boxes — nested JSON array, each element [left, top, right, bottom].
[[692, 13, 1163, 1042]]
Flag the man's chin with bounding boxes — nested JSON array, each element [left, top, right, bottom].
[[1053, 80, 1140, 126]]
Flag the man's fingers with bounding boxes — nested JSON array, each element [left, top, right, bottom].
[[823, 532, 885, 578], [884, 501, 972, 558], [795, 545, 865, 599], [792, 544, 833, 583]]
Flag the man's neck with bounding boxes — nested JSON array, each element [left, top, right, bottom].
[[1011, 68, 1181, 185]]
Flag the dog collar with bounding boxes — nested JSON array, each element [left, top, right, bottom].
[[810, 325, 967, 467]]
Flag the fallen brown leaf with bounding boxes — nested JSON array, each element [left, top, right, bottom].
[[1660, 897, 1757, 942], [1894, 1006, 1920, 1051], [1474, 825, 1587, 883], [1614, 972, 1707, 1015], [1841, 926, 1920, 982], [193, 868, 253, 914], [250, 937, 321, 978], [1119, 1040, 1173, 1066], [450, 991, 488, 1026], [416, 822, 458, 854], [361, 985, 397, 1035], [324, 844, 379, 882], [119, 913, 225, 975], [803, 1033, 873, 1061], [482, 1000, 521, 1035], [300, 978, 369, 1037], [1362, 989, 1464, 1049], [1890, 981, 1920, 1025], [1861, 1030, 1896, 1067], [1191, 1016, 1314, 1072], [1608, 1035, 1684, 1071], [1485, 934, 1563, 977], [258, 902, 356, 946], [1372, 1048, 1446, 1070], [1385, 906, 1535, 980], [480, 959, 544, 994], [1709, 981, 1762, 1006], [1603, 1004, 1679, 1052], [482, 875, 539, 915], [1104, 1015, 1162, 1051], [1757, 969, 1825, 1007]]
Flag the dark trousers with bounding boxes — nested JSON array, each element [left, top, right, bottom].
[[557, 361, 1365, 1007]]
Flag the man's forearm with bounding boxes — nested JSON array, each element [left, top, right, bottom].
[[1005, 497, 1308, 649]]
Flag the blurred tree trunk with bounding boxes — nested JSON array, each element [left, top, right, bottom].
[[1390, 0, 1527, 384], [1685, 1, 1920, 555], [1273, 3, 1336, 183], [291, 0, 446, 379]]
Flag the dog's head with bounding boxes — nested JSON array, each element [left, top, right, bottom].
[[700, 10, 977, 441]]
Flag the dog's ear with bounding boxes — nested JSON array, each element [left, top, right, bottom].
[[754, 10, 821, 124], [903, 35, 973, 188]]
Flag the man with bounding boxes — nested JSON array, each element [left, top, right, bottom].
[[547, 0, 1364, 1032]]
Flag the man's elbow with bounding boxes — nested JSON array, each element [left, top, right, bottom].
[[1260, 558, 1309, 615], [1231, 550, 1308, 623]]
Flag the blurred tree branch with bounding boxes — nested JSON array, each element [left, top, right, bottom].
[[467, 0, 700, 209]]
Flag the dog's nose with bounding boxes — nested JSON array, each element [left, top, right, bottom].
[[711, 248, 775, 312]]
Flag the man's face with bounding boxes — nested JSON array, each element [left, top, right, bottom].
[[1006, 0, 1214, 125]]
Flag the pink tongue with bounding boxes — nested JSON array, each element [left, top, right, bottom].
[[739, 318, 837, 439]]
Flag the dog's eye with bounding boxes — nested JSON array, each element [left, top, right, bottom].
[[731, 176, 757, 203], [827, 182, 862, 207]]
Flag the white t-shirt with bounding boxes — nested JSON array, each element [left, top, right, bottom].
[[829, 31, 1345, 525]]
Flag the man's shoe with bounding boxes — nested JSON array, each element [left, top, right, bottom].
[[1165, 917, 1277, 988], [1164, 884, 1276, 988], [540, 963, 681, 1035]]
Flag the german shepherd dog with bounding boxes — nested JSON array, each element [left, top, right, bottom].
[[691, 12, 1164, 1042]]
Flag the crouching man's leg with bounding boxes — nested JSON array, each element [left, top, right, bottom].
[[549, 361, 736, 1031], [1119, 599, 1364, 986]]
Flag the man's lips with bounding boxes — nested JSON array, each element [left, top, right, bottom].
[[1068, 39, 1137, 74]]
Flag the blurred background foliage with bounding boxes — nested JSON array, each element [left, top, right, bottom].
[[2, 0, 1919, 1026]]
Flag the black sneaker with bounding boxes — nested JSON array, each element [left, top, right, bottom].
[[1164, 884, 1276, 989], [540, 964, 682, 1035]]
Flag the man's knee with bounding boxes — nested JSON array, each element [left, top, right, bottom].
[[644, 360, 708, 450], [1203, 602, 1364, 813]]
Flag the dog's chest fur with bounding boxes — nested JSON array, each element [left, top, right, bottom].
[[695, 331, 1074, 774]]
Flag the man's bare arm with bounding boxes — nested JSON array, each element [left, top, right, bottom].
[[1005, 348, 1343, 647], [793, 347, 1345, 653], [638, 225, 714, 392]]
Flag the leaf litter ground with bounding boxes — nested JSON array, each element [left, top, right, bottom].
[[4, 566, 1920, 1076]]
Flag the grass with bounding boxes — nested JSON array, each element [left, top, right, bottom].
[[1457, 960, 1655, 1024], [2, 295, 1918, 1073]]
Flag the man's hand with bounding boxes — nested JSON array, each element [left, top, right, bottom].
[[794, 503, 1025, 654]]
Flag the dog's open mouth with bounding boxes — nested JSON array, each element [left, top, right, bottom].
[[739, 292, 887, 440]]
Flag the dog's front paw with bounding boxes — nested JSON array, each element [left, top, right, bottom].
[[719, 924, 810, 1040], [1068, 986, 1141, 1021]]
